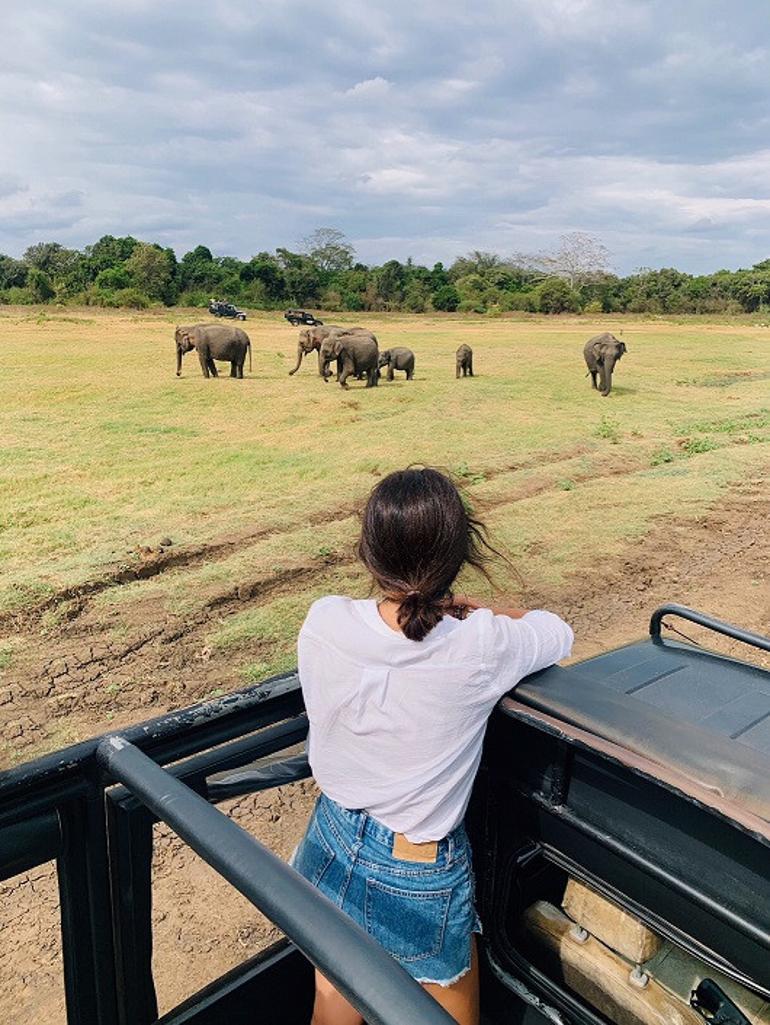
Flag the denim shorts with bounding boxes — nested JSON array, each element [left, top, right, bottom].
[[292, 793, 481, 986]]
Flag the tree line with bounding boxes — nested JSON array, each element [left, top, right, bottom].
[[2, 228, 770, 315]]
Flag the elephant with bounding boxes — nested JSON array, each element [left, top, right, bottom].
[[288, 324, 367, 376], [320, 332, 379, 388], [378, 347, 415, 381], [583, 333, 627, 396], [456, 344, 474, 378], [175, 324, 251, 379]]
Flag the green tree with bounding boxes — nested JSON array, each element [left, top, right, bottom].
[[0, 255, 28, 289], [432, 284, 460, 311], [125, 243, 174, 301], [27, 267, 55, 302], [83, 235, 139, 274]]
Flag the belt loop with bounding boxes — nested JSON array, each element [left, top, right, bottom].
[[356, 808, 368, 843], [446, 831, 454, 864]]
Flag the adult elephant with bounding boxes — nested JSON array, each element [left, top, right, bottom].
[[456, 344, 473, 378], [378, 347, 415, 381], [583, 333, 627, 396], [175, 324, 251, 379], [320, 332, 379, 389], [288, 324, 367, 376]]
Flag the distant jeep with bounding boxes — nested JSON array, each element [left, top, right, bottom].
[[209, 300, 247, 321], [284, 309, 323, 326]]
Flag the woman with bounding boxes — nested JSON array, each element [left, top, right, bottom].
[[293, 467, 573, 1025]]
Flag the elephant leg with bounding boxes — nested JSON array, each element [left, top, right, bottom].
[[590, 370, 598, 389], [407, 367, 414, 380], [456, 362, 461, 379], [387, 365, 394, 381], [237, 359, 245, 379], [208, 357, 218, 377], [367, 365, 378, 387], [198, 350, 211, 378], [230, 360, 238, 378], [339, 358, 353, 389], [468, 358, 473, 377]]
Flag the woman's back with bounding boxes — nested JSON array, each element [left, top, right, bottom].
[[300, 595, 573, 842]]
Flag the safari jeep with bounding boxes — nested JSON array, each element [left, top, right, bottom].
[[284, 309, 323, 326], [2, 604, 769, 1025]]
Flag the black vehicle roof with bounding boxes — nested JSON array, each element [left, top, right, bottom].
[[511, 637, 770, 834]]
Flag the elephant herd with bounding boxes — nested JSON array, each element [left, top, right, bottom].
[[175, 322, 628, 396]]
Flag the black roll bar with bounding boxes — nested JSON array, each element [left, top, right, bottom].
[[96, 737, 456, 1025], [650, 603, 770, 654]]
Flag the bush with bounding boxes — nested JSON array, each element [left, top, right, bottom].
[[650, 447, 675, 466], [177, 291, 211, 308], [583, 299, 603, 315], [537, 278, 581, 314], [319, 289, 343, 310], [594, 414, 621, 443], [342, 292, 364, 311], [1, 286, 36, 304], [432, 284, 460, 312], [500, 291, 538, 312]]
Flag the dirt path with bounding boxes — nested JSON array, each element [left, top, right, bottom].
[[1, 479, 769, 1022]]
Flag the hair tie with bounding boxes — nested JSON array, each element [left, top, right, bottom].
[[405, 589, 420, 598]]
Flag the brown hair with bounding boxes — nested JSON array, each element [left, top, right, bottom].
[[358, 467, 494, 642]]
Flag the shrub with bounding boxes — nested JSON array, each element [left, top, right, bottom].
[[537, 278, 581, 314], [583, 299, 603, 314], [650, 447, 675, 466], [680, 436, 718, 456], [432, 284, 460, 312], [594, 414, 621, 443]]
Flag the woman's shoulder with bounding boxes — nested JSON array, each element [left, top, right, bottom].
[[302, 595, 360, 630]]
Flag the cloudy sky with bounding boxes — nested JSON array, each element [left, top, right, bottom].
[[2, 1, 770, 274]]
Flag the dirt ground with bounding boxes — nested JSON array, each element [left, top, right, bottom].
[[1, 477, 769, 1022]]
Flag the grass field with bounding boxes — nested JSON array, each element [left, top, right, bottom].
[[3, 305, 770, 1021], [2, 306, 770, 761]]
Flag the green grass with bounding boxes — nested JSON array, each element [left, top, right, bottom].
[[2, 308, 769, 669]]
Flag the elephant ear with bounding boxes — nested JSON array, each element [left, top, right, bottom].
[[618, 341, 628, 357], [591, 341, 605, 364]]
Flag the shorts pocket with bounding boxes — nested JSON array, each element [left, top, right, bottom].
[[365, 878, 451, 963], [293, 816, 335, 888]]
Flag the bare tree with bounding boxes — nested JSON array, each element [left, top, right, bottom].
[[515, 233, 612, 287], [299, 227, 355, 273]]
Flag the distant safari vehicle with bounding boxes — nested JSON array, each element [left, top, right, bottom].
[[208, 300, 247, 320], [284, 309, 323, 326], [3, 605, 770, 1024]]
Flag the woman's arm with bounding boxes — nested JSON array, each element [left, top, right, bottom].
[[449, 595, 529, 620]]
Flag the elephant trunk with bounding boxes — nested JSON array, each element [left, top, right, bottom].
[[288, 343, 303, 375], [600, 357, 616, 396], [176, 343, 183, 377]]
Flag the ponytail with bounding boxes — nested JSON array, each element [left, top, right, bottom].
[[395, 590, 446, 642]]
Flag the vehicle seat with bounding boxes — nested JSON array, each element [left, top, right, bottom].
[[522, 880, 770, 1025]]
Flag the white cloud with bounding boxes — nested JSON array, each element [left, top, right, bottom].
[[1, 0, 770, 272]]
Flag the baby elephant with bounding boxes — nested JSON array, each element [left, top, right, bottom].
[[378, 347, 415, 381], [456, 344, 474, 378], [583, 333, 627, 397]]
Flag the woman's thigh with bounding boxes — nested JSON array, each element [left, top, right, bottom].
[[422, 935, 479, 1025]]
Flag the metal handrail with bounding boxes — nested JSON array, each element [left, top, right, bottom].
[[650, 603, 770, 654], [96, 737, 456, 1025]]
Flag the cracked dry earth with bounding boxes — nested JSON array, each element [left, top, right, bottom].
[[1, 479, 769, 1023]]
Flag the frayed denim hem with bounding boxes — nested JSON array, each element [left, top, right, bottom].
[[411, 928, 482, 988]]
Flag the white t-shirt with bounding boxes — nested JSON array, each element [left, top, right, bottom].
[[298, 597, 574, 842]]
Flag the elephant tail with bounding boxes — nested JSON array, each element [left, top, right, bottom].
[[248, 339, 252, 373]]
